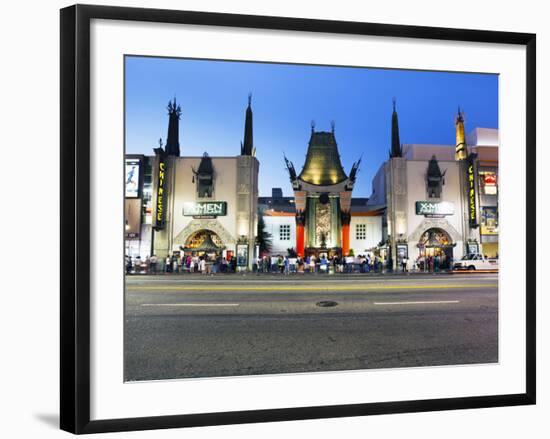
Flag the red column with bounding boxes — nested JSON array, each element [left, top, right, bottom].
[[296, 224, 305, 257], [341, 210, 351, 256], [342, 223, 350, 256]]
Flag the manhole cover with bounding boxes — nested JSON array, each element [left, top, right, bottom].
[[316, 300, 338, 307]]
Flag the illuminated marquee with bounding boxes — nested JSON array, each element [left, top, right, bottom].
[[154, 159, 166, 230], [467, 157, 477, 228], [415, 201, 454, 216], [183, 201, 227, 217]]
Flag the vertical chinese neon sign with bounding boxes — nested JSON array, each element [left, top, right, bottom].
[[467, 157, 477, 228], [154, 159, 166, 230]]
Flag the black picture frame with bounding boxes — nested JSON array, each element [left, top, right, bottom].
[[60, 4, 536, 434]]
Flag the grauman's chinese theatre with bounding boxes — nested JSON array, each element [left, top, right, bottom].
[[285, 123, 361, 257]]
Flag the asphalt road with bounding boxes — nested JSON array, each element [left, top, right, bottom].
[[124, 273, 498, 381]]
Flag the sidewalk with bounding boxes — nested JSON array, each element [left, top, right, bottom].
[[126, 269, 497, 277]]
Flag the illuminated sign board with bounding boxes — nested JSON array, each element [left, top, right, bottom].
[[481, 206, 498, 235], [467, 157, 477, 228], [183, 201, 227, 217], [480, 171, 498, 195], [236, 243, 249, 267], [415, 201, 454, 216], [125, 158, 140, 198], [154, 159, 167, 230]]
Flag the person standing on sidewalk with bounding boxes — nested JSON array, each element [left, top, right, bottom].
[[149, 254, 158, 274], [198, 256, 206, 274], [277, 255, 284, 274], [309, 255, 316, 273], [134, 256, 142, 274], [284, 256, 290, 275], [126, 255, 132, 274], [172, 255, 178, 274]]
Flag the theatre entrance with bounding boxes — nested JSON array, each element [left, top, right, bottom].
[[417, 228, 455, 270], [182, 229, 224, 258]]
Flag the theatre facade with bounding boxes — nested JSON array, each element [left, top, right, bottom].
[[125, 96, 498, 271], [125, 97, 259, 269], [261, 103, 499, 268], [254, 123, 383, 259], [367, 104, 499, 269]]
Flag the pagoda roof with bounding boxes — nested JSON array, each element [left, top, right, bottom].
[[298, 131, 348, 186]]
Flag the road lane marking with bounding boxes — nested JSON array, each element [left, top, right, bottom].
[[140, 303, 240, 307], [128, 283, 496, 292], [374, 300, 460, 305]]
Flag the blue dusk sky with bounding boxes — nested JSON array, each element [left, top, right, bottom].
[[125, 56, 498, 197]]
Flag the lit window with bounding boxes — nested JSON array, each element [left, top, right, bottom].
[[279, 224, 291, 241], [356, 223, 367, 240]]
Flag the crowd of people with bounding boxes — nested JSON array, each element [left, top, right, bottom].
[[125, 253, 239, 275], [126, 253, 458, 274], [415, 254, 452, 272], [125, 251, 454, 275], [253, 254, 386, 274]]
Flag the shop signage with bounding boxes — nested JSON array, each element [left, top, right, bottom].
[[183, 201, 227, 217], [467, 156, 477, 227], [415, 201, 454, 216], [154, 159, 167, 230]]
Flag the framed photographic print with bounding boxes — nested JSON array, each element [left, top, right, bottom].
[[60, 4, 536, 434]]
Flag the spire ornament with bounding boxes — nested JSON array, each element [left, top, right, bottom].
[[241, 94, 254, 155], [455, 106, 468, 161], [389, 98, 402, 158], [165, 97, 181, 156]]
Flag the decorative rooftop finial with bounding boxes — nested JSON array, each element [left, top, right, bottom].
[[284, 153, 297, 182], [242, 93, 254, 155], [457, 105, 464, 121], [331, 120, 335, 133], [455, 105, 467, 161], [390, 98, 402, 158], [311, 120, 315, 132], [165, 97, 181, 156]]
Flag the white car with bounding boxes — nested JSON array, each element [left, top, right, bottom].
[[453, 254, 498, 271]]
